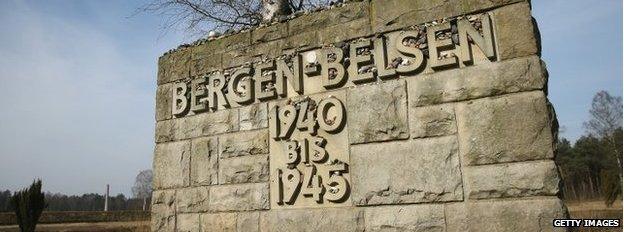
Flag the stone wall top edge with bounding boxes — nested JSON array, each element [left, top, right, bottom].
[[157, 0, 529, 63]]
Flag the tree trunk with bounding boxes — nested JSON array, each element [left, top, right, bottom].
[[142, 197, 147, 211]]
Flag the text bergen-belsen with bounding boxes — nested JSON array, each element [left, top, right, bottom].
[[171, 14, 495, 117]]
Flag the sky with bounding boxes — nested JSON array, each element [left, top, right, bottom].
[[0, 0, 621, 196]]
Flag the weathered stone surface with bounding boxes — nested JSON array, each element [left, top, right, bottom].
[[155, 109, 239, 143], [240, 103, 268, 131], [410, 103, 457, 138], [190, 136, 218, 186], [351, 136, 463, 205], [151, 190, 176, 232], [210, 31, 251, 52], [223, 40, 284, 68], [370, 0, 525, 33], [282, 30, 318, 50], [465, 161, 560, 199], [319, 18, 371, 45], [364, 204, 445, 232], [407, 56, 547, 107], [219, 155, 269, 184], [288, 2, 369, 36], [347, 80, 408, 144], [177, 213, 200, 232], [446, 198, 568, 232], [209, 183, 270, 212], [220, 130, 269, 158], [157, 47, 191, 84], [153, 141, 190, 189], [253, 23, 288, 43], [262, 208, 363, 232], [237, 212, 260, 232], [155, 83, 172, 121], [201, 213, 237, 232], [456, 91, 555, 165], [176, 187, 209, 213], [190, 46, 222, 76], [492, 2, 540, 60]]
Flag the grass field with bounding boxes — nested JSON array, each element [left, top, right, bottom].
[[566, 200, 623, 232]]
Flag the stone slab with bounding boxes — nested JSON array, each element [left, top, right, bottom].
[[445, 198, 568, 232], [261, 208, 363, 232], [465, 160, 560, 199], [347, 80, 409, 144], [351, 136, 463, 205], [200, 213, 237, 232], [364, 204, 445, 232], [220, 130, 269, 159], [155, 109, 239, 143], [410, 103, 457, 138], [153, 141, 190, 189], [456, 91, 555, 165], [492, 2, 540, 60], [219, 154, 269, 184], [268, 91, 352, 209], [176, 213, 200, 232], [155, 83, 172, 121], [240, 103, 269, 131], [407, 56, 547, 107], [209, 183, 270, 212], [176, 187, 210, 213], [190, 136, 219, 186]]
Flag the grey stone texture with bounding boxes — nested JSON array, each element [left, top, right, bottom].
[[410, 103, 457, 138], [200, 213, 237, 232], [209, 183, 270, 212], [153, 141, 190, 189], [446, 198, 568, 232], [153, 0, 565, 230], [407, 56, 547, 107], [151, 190, 176, 232], [347, 80, 409, 144], [219, 130, 269, 158], [364, 204, 445, 232], [465, 160, 560, 199], [239, 103, 268, 131], [261, 208, 363, 232], [155, 83, 172, 121], [492, 2, 541, 60], [456, 91, 556, 165], [219, 155, 269, 184], [351, 136, 463, 205], [176, 187, 210, 213], [155, 109, 239, 143], [177, 213, 200, 232], [190, 136, 218, 186]]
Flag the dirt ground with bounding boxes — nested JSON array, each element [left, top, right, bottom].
[[0, 221, 149, 232]]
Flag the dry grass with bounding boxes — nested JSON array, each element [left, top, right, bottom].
[[0, 221, 149, 232], [566, 200, 623, 232]]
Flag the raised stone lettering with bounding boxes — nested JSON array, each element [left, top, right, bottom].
[[172, 82, 189, 117]]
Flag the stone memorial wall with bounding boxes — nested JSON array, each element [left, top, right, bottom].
[[152, 0, 568, 231]]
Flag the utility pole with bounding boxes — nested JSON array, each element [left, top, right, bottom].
[[104, 184, 109, 212]]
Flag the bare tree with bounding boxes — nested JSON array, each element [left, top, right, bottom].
[[139, 0, 328, 37], [131, 170, 153, 211], [584, 91, 623, 183]]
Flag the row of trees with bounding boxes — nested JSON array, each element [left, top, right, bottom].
[[0, 191, 150, 212], [556, 91, 622, 206], [0, 170, 153, 212]]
